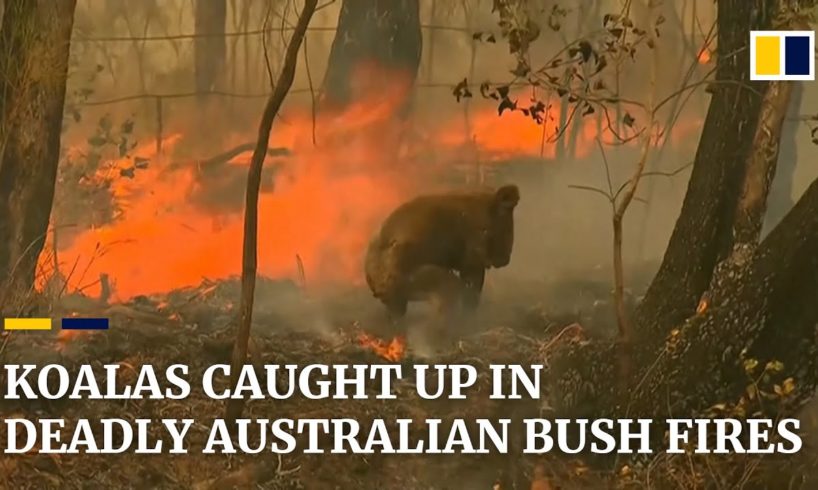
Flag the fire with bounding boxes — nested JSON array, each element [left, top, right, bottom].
[[37, 64, 703, 302], [43, 68, 421, 300], [357, 332, 406, 362], [697, 48, 711, 64], [696, 297, 709, 314]]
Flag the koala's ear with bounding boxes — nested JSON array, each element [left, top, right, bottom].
[[493, 184, 519, 211]]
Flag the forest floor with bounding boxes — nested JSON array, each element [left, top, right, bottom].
[[1, 271, 817, 489]]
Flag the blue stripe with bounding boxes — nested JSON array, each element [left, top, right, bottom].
[[61, 318, 109, 330]]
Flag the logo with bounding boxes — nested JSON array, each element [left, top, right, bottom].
[[3, 317, 109, 331], [750, 30, 815, 81]]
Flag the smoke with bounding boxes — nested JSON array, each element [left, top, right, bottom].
[[54, 0, 817, 334]]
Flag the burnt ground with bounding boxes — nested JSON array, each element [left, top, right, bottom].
[[2, 270, 818, 489]]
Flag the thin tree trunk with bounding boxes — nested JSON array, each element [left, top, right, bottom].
[[226, 0, 319, 424], [730, 81, 793, 247], [0, 0, 77, 313]]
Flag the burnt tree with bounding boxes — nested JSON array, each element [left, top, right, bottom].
[[763, 81, 803, 234], [194, 0, 227, 96], [547, 0, 818, 422], [320, 0, 422, 113], [0, 0, 77, 312]]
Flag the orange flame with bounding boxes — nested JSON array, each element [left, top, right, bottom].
[[38, 64, 703, 302], [357, 332, 406, 362]]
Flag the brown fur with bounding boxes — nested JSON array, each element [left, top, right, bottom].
[[365, 184, 519, 317]]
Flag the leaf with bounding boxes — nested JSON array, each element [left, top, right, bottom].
[[472, 32, 483, 41], [602, 13, 619, 26], [479, 82, 492, 98], [782, 377, 795, 395], [608, 27, 624, 38], [120, 119, 134, 134], [498, 98, 517, 115], [743, 358, 758, 373], [496, 85, 510, 99], [623, 112, 635, 127], [486, 34, 496, 43], [582, 104, 595, 116], [453, 79, 472, 102], [119, 167, 135, 179], [765, 360, 784, 373], [578, 40, 594, 62]]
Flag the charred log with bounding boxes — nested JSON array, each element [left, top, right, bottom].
[[0, 0, 77, 311], [194, 0, 227, 96], [321, 0, 422, 113]]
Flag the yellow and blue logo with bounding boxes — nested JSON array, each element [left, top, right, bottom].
[[750, 30, 815, 81], [3, 317, 109, 331]]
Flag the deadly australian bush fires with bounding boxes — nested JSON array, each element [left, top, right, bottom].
[[1, 0, 817, 488]]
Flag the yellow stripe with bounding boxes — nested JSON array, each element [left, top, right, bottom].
[[755, 35, 781, 76], [4, 318, 52, 330]]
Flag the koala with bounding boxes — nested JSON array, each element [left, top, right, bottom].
[[364, 184, 519, 318]]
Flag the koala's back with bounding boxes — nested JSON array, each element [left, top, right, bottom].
[[379, 191, 494, 248]]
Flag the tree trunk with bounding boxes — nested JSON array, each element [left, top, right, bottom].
[[545, 0, 818, 423], [632, 0, 776, 343], [320, 0, 422, 113], [194, 0, 227, 96], [763, 82, 803, 235], [626, 176, 818, 419], [0, 0, 77, 313]]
